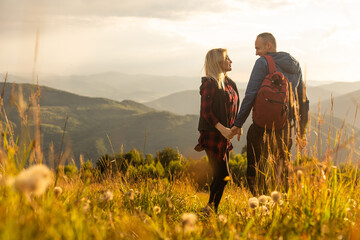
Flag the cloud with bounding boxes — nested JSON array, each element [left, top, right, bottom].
[[0, 0, 228, 21], [239, 0, 295, 9]]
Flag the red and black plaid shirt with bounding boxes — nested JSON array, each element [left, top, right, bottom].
[[195, 77, 239, 161]]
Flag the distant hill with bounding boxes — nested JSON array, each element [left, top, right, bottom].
[[310, 89, 360, 127], [145, 89, 247, 115], [1, 83, 203, 165], [1, 82, 359, 167], [5, 73, 200, 103], [312, 81, 360, 96], [144, 85, 333, 116], [4, 72, 250, 103], [145, 90, 200, 116]]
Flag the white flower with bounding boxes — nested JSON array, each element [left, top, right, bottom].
[[14, 165, 53, 197], [297, 170, 304, 180], [153, 206, 161, 214], [100, 190, 113, 202], [53, 186, 63, 197], [249, 197, 259, 209], [181, 213, 197, 233], [258, 195, 268, 205], [218, 214, 227, 224], [127, 189, 135, 201], [82, 200, 91, 213], [271, 191, 281, 203]]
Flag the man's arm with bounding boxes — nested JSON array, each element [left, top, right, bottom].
[[233, 57, 268, 128]]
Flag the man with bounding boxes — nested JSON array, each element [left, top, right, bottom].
[[231, 32, 309, 195]]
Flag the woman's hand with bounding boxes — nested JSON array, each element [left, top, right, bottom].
[[215, 123, 234, 140], [231, 126, 243, 141]]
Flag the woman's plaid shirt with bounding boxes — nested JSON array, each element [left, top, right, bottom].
[[195, 77, 239, 161]]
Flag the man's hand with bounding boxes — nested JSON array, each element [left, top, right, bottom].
[[231, 126, 243, 141], [215, 123, 235, 140]]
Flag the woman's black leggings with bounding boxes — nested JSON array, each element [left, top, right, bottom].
[[205, 149, 229, 213]]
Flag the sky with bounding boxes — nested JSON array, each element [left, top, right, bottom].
[[0, 0, 359, 83]]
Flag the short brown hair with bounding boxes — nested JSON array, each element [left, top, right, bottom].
[[257, 32, 277, 50]]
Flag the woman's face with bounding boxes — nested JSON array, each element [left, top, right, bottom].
[[221, 54, 232, 73]]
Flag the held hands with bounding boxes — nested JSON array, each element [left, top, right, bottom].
[[215, 123, 243, 141], [215, 123, 234, 140], [230, 126, 243, 141]]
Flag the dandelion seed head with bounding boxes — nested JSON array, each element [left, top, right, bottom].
[[82, 201, 90, 212], [181, 213, 197, 233], [297, 170, 304, 181], [14, 164, 53, 197], [218, 214, 227, 224], [53, 186, 63, 197], [249, 197, 259, 209], [153, 206, 161, 214], [100, 190, 113, 202], [271, 191, 281, 203], [258, 195, 268, 205], [127, 189, 135, 201]]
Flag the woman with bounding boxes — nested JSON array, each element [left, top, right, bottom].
[[195, 48, 239, 213]]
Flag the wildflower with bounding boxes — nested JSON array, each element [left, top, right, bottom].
[[14, 164, 52, 197], [224, 176, 231, 181], [258, 195, 268, 205], [100, 190, 113, 202], [153, 206, 161, 214], [218, 214, 228, 224], [248, 197, 259, 209], [181, 213, 197, 233], [53, 186, 63, 197], [271, 191, 281, 203], [297, 170, 304, 180], [126, 189, 135, 201], [82, 199, 91, 213]]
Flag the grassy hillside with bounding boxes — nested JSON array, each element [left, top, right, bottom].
[[2, 83, 200, 165]]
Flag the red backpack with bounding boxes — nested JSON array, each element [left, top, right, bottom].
[[252, 55, 290, 130]]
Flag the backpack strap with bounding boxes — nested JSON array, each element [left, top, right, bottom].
[[264, 55, 277, 73]]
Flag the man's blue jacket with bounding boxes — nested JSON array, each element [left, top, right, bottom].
[[233, 51, 309, 134]]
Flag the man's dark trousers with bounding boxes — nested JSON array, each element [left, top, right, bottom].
[[246, 123, 292, 195]]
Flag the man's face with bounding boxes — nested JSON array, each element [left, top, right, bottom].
[[255, 37, 268, 56]]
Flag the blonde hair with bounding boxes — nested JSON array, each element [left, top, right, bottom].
[[204, 48, 227, 89]]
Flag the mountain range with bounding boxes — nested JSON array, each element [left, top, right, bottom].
[[1, 73, 360, 166]]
